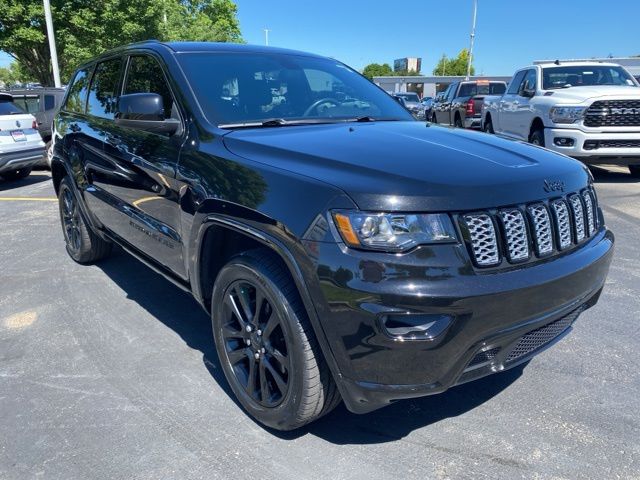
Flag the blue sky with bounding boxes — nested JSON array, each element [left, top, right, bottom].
[[2, 0, 639, 74]]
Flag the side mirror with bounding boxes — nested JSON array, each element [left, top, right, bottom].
[[115, 93, 179, 135]]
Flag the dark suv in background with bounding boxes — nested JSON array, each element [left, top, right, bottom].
[[431, 80, 506, 128], [51, 41, 613, 431]]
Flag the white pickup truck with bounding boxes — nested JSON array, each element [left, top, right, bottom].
[[482, 62, 640, 177]]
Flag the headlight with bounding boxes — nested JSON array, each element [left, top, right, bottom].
[[332, 211, 457, 252], [549, 106, 586, 124]]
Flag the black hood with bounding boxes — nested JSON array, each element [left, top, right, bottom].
[[223, 121, 590, 212]]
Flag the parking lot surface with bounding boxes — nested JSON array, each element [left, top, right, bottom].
[[1, 168, 638, 479]]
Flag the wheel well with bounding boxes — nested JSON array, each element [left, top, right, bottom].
[[530, 117, 544, 138], [484, 112, 492, 124], [198, 225, 295, 312], [51, 160, 66, 195]]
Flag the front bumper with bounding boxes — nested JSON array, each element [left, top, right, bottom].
[[544, 128, 640, 165], [306, 227, 614, 414], [0, 147, 45, 174]]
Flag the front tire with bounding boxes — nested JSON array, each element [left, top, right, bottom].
[[1, 167, 32, 181], [211, 250, 340, 430], [58, 177, 112, 264], [529, 129, 545, 147]]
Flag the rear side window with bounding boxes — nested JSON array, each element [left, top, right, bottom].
[[44, 94, 56, 111], [86, 58, 123, 119], [124, 56, 175, 119], [12, 96, 40, 113], [65, 69, 91, 113], [507, 71, 526, 94], [0, 99, 24, 115]]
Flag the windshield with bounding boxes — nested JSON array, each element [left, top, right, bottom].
[[458, 82, 506, 96], [178, 52, 414, 126], [395, 93, 420, 102], [542, 65, 638, 89]]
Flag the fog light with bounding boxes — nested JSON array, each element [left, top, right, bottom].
[[553, 137, 575, 147], [381, 313, 452, 341]]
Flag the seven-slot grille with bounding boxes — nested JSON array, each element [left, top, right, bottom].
[[462, 188, 598, 267], [584, 100, 640, 127]]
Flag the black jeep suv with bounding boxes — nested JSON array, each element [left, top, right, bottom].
[[51, 41, 614, 430]]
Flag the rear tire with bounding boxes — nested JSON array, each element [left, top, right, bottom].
[[211, 249, 340, 430], [431, 113, 437, 124], [1, 167, 32, 181], [629, 165, 640, 178], [529, 129, 545, 147], [58, 177, 112, 264], [454, 115, 463, 128], [483, 118, 494, 134]]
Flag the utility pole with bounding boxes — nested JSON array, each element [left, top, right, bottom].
[[264, 29, 270, 46], [441, 54, 447, 76], [43, 0, 61, 87], [466, 0, 477, 80]]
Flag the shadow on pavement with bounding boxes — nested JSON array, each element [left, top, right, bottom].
[[589, 165, 639, 184], [97, 247, 526, 445], [0, 173, 51, 192]]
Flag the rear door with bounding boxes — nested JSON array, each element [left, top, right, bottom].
[[93, 53, 186, 277], [499, 70, 527, 137]]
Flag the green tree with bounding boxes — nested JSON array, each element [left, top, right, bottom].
[[0, 0, 243, 86], [433, 49, 475, 76], [0, 61, 34, 87], [362, 63, 393, 80]]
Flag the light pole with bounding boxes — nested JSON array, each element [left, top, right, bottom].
[[43, 0, 61, 87], [466, 0, 477, 80], [263, 29, 270, 46]]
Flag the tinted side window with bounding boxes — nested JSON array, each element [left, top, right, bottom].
[[86, 58, 123, 119], [65, 69, 91, 113], [124, 56, 174, 119], [447, 83, 458, 100], [44, 94, 56, 111], [507, 71, 526, 94]]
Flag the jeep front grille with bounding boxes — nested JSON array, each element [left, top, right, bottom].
[[584, 100, 640, 127], [462, 213, 500, 266], [462, 188, 598, 268]]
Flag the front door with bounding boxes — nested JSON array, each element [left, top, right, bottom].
[[86, 54, 187, 278]]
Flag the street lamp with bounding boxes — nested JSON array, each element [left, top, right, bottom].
[[43, 0, 61, 87], [466, 0, 477, 81]]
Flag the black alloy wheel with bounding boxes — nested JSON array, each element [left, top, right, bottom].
[[212, 251, 340, 430], [220, 280, 291, 407], [61, 186, 82, 253]]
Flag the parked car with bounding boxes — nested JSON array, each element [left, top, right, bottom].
[[8, 87, 66, 167], [482, 62, 640, 177], [421, 95, 434, 118], [0, 93, 45, 180], [392, 92, 426, 119], [51, 41, 613, 431], [431, 80, 507, 128]]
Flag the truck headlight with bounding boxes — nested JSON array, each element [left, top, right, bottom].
[[549, 106, 586, 124], [332, 211, 457, 252]]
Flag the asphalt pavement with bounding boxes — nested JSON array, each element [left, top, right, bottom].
[[0, 167, 638, 479]]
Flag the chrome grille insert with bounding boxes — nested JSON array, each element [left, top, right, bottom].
[[499, 209, 529, 261], [569, 194, 586, 242], [550, 200, 572, 250], [463, 214, 500, 266], [527, 204, 553, 256], [582, 190, 596, 236]]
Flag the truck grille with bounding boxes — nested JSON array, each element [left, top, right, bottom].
[[584, 100, 640, 127], [584, 139, 640, 149], [461, 188, 598, 268]]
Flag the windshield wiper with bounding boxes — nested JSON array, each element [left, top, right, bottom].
[[219, 118, 345, 129]]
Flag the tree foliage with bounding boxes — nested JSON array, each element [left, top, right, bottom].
[[362, 63, 393, 79], [0, 61, 34, 86], [0, 0, 243, 85], [433, 49, 475, 76]]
